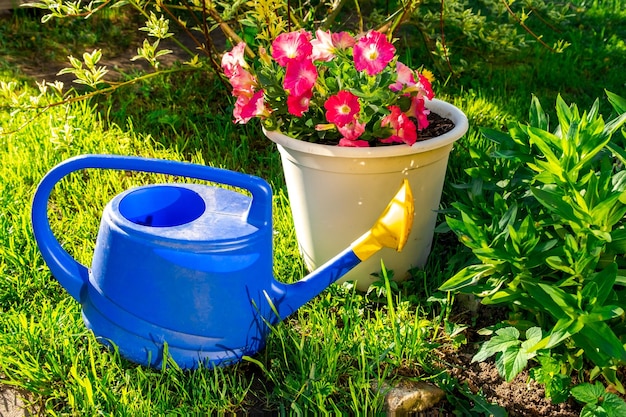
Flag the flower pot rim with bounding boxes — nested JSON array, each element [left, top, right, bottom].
[[263, 99, 468, 158]]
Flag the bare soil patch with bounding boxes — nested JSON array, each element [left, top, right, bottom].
[[0, 382, 31, 417]]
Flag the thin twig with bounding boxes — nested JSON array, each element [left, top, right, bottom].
[[0, 67, 200, 136], [170, 0, 225, 86], [528, 6, 561, 33], [206, 6, 255, 59], [321, 0, 350, 31], [199, 1, 223, 77], [500, 0, 556, 52], [439, 0, 454, 75], [287, 0, 292, 32], [156, 7, 205, 62]]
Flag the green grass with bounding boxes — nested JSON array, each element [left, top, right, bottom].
[[1, 0, 625, 414], [0, 57, 447, 415]]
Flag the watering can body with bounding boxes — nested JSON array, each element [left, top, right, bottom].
[[32, 155, 413, 369], [85, 183, 277, 367]]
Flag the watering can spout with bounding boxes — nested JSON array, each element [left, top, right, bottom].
[[351, 178, 414, 259], [273, 179, 414, 319]]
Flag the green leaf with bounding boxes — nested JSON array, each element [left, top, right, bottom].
[[496, 344, 529, 382], [472, 327, 520, 364], [605, 111, 626, 138], [544, 317, 582, 349], [555, 94, 575, 135], [606, 142, 626, 167], [531, 186, 587, 225], [439, 264, 495, 292], [573, 133, 612, 174], [579, 321, 626, 362], [482, 288, 520, 304], [494, 327, 544, 382], [470, 398, 508, 417], [529, 95, 549, 130], [480, 128, 513, 147], [580, 404, 608, 417], [522, 327, 543, 347], [545, 256, 576, 274], [602, 392, 626, 416], [524, 282, 576, 319], [571, 382, 605, 405], [527, 129, 564, 178], [530, 355, 571, 403], [583, 305, 623, 324], [606, 90, 626, 115]]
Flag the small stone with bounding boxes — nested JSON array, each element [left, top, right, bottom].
[[0, 383, 30, 417], [373, 379, 446, 416]]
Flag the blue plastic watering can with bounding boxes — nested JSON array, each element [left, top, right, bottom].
[[31, 154, 414, 369]]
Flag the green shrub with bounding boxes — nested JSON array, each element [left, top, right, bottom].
[[441, 91, 626, 396], [17, 0, 573, 92]]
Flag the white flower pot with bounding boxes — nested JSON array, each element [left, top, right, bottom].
[[265, 99, 469, 291]]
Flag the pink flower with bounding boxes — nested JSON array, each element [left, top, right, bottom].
[[353, 31, 395, 76], [337, 119, 366, 141], [227, 65, 257, 97], [390, 61, 416, 92], [233, 90, 269, 124], [283, 58, 318, 97], [381, 105, 417, 145], [311, 30, 335, 62], [221, 42, 248, 78], [339, 138, 370, 147], [406, 97, 430, 130], [332, 32, 356, 50], [324, 90, 360, 127], [271, 30, 313, 67], [287, 90, 313, 117], [418, 73, 435, 100]]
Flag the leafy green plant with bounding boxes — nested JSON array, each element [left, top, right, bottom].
[[394, 0, 571, 76], [3, 0, 575, 119], [435, 372, 507, 417], [441, 92, 626, 392], [571, 382, 626, 417], [471, 326, 543, 382], [528, 353, 571, 403]]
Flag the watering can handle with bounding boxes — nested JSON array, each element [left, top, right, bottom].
[[31, 154, 273, 301]]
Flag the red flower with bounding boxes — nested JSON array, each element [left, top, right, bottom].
[[406, 97, 431, 130], [233, 90, 269, 124], [283, 58, 318, 97], [353, 31, 395, 76], [331, 32, 356, 50], [418, 73, 435, 100], [337, 120, 367, 146], [339, 137, 370, 147], [271, 30, 312, 67], [324, 90, 360, 127], [287, 90, 313, 117], [381, 105, 417, 145], [227, 65, 257, 97], [338, 120, 366, 140]]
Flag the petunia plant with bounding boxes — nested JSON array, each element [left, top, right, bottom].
[[220, 29, 435, 147]]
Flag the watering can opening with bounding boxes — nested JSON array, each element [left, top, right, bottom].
[[118, 185, 206, 227]]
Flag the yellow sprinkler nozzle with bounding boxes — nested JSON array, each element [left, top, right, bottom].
[[351, 179, 414, 262]]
